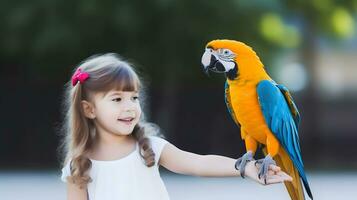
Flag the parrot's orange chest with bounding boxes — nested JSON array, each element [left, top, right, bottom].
[[228, 81, 268, 144]]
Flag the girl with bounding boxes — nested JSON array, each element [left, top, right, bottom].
[[60, 53, 292, 200]]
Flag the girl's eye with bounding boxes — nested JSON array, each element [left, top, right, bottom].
[[112, 98, 122, 102], [132, 96, 139, 101]]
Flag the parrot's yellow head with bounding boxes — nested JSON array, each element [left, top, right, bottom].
[[201, 39, 264, 81]]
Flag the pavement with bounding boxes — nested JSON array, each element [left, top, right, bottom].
[[0, 170, 356, 200]]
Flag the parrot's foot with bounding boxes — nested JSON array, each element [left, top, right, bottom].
[[235, 151, 254, 178], [255, 155, 277, 183]]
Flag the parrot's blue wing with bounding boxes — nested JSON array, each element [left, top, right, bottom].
[[257, 80, 312, 199], [276, 84, 301, 129], [224, 81, 240, 127]]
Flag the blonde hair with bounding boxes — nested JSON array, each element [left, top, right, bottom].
[[59, 53, 160, 187]]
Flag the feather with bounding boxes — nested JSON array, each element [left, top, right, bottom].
[[225, 81, 240, 127], [257, 80, 313, 200]]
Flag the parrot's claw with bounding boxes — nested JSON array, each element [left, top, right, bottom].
[[255, 155, 277, 184], [235, 151, 254, 178]]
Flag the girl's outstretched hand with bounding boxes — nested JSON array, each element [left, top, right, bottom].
[[244, 161, 293, 185]]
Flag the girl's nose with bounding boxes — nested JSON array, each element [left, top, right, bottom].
[[122, 99, 137, 111]]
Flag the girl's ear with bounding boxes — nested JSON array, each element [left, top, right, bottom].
[[81, 100, 96, 119]]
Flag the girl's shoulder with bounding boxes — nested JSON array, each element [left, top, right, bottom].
[[147, 135, 168, 149], [146, 135, 169, 164], [147, 135, 168, 144]]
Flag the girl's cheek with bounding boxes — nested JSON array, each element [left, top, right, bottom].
[[136, 108, 142, 120]]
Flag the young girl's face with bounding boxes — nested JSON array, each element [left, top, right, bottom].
[[84, 90, 142, 136]]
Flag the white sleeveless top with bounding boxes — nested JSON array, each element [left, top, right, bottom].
[[61, 136, 170, 200]]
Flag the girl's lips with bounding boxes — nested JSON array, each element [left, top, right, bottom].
[[118, 117, 135, 125], [118, 117, 134, 121]]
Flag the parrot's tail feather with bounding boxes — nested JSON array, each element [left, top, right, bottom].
[[263, 147, 305, 200], [276, 150, 305, 200]]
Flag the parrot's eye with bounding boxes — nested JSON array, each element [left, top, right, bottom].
[[218, 49, 233, 56], [223, 49, 231, 55], [217, 49, 235, 60]]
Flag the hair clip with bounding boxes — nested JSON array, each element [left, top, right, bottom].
[[71, 68, 90, 86]]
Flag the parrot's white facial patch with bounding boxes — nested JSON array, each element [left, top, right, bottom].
[[202, 48, 236, 72], [216, 48, 236, 71], [219, 59, 236, 71], [217, 48, 235, 61], [201, 48, 214, 67]]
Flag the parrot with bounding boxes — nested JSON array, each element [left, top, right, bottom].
[[201, 39, 313, 200]]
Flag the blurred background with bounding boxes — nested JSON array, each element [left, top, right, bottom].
[[0, 0, 357, 199]]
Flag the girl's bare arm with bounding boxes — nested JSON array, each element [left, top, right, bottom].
[[159, 142, 292, 185]]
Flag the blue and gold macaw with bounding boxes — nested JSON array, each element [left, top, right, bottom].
[[201, 39, 313, 200]]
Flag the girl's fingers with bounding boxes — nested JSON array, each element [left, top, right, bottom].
[[265, 176, 285, 184], [268, 164, 281, 172], [254, 163, 292, 184], [266, 165, 293, 181], [263, 172, 293, 185], [267, 170, 276, 176], [271, 172, 293, 182], [277, 172, 293, 182], [265, 174, 292, 184]]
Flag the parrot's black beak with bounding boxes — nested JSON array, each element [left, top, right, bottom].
[[201, 49, 238, 80], [201, 50, 226, 76], [205, 55, 225, 73]]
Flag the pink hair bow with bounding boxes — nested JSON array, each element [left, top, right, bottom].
[[71, 68, 90, 86]]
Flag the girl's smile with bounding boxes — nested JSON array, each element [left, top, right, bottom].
[[82, 90, 142, 136], [118, 116, 136, 125]]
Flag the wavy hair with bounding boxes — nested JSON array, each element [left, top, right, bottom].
[[59, 53, 160, 187]]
